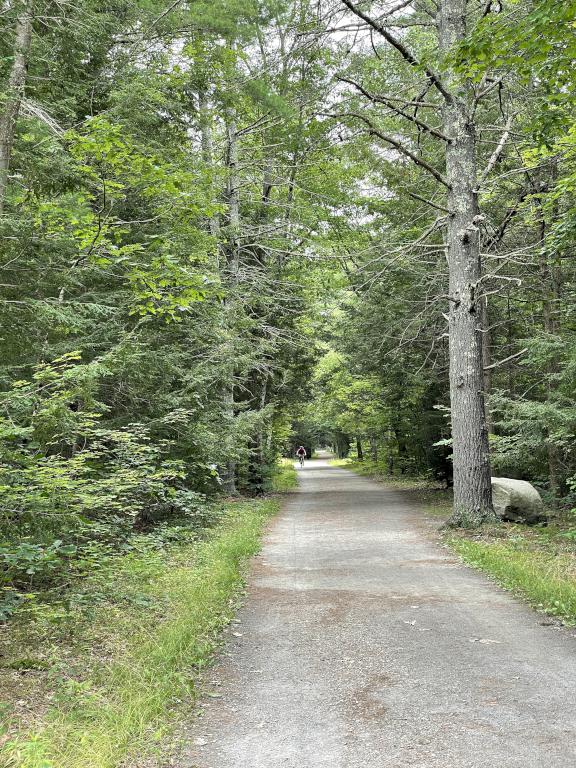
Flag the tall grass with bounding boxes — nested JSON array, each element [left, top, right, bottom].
[[2, 499, 278, 768]]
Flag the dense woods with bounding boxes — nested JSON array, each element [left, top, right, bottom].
[[1, 0, 576, 611]]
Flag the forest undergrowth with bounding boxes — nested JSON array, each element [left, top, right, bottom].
[[334, 458, 576, 626], [0, 463, 294, 768]]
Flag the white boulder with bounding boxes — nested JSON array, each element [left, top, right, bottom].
[[491, 477, 545, 524]]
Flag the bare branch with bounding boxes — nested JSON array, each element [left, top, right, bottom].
[[409, 216, 449, 249], [339, 0, 453, 103], [476, 114, 514, 188], [407, 191, 452, 214], [372, 95, 441, 110], [477, 274, 522, 286], [325, 110, 451, 188], [474, 77, 503, 104], [382, 0, 416, 15], [337, 76, 451, 142], [20, 99, 65, 136], [482, 1, 503, 18], [386, 21, 436, 27], [483, 347, 528, 371]]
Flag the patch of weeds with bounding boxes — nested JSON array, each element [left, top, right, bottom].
[[2, 659, 51, 672], [0, 498, 280, 768], [330, 458, 388, 478], [417, 489, 453, 520]]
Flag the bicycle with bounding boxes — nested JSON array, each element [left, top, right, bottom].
[[298, 454, 305, 468]]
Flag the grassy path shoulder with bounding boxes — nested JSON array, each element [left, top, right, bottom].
[[0, 462, 297, 768], [332, 458, 576, 626]]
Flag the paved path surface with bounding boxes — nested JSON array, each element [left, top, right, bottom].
[[181, 458, 576, 768]]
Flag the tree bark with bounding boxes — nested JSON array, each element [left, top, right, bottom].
[[439, 0, 495, 526], [387, 425, 394, 474], [220, 108, 241, 495], [0, 0, 33, 214], [338, 0, 496, 525], [246, 369, 269, 494], [335, 432, 350, 458], [198, 88, 220, 239], [225, 108, 240, 277], [536, 172, 562, 499], [356, 435, 364, 461]]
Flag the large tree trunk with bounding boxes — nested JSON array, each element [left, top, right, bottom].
[[246, 369, 269, 493], [335, 432, 350, 459], [197, 88, 236, 493], [386, 426, 394, 474], [369, 435, 378, 462], [220, 109, 241, 495], [0, 0, 33, 213], [197, 88, 238, 493], [439, 0, 495, 526], [225, 108, 240, 275], [539, 238, 561, 499]]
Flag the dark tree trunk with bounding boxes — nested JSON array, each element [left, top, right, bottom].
[[480, 295, 493, 434], [386, 426, 394, 474], [335, 432, 350, 458], [356, 435, 364, 461], [536, 170, 562, 499], [198, 88, 220, 239], [393, 427, 409, 474], [246, 370, 269, 494]]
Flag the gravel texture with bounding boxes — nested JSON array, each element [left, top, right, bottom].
[[180, 458, 576, 768]]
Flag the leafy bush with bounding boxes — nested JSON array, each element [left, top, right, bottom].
[[0, 355, 218, 615], [0, 540, 77, 585]]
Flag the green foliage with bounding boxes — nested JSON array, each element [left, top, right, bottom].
[[270, 458, 298, 493], [1, 498, 278, 768], [0, 0, 336, 626], [2, 0, 576, 756], [0, 355, 215, 616], [455, 1, 576, 141]]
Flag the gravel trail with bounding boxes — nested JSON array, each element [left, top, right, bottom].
[[180, 458, 576, 768]]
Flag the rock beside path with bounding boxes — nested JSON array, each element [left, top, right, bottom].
[[491, 477, 545, 524]]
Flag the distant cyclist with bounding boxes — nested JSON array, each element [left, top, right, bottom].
[[296, 445, 307, 467]]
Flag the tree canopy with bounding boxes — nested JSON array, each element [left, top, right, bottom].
[[1, 0, 576, 609]]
